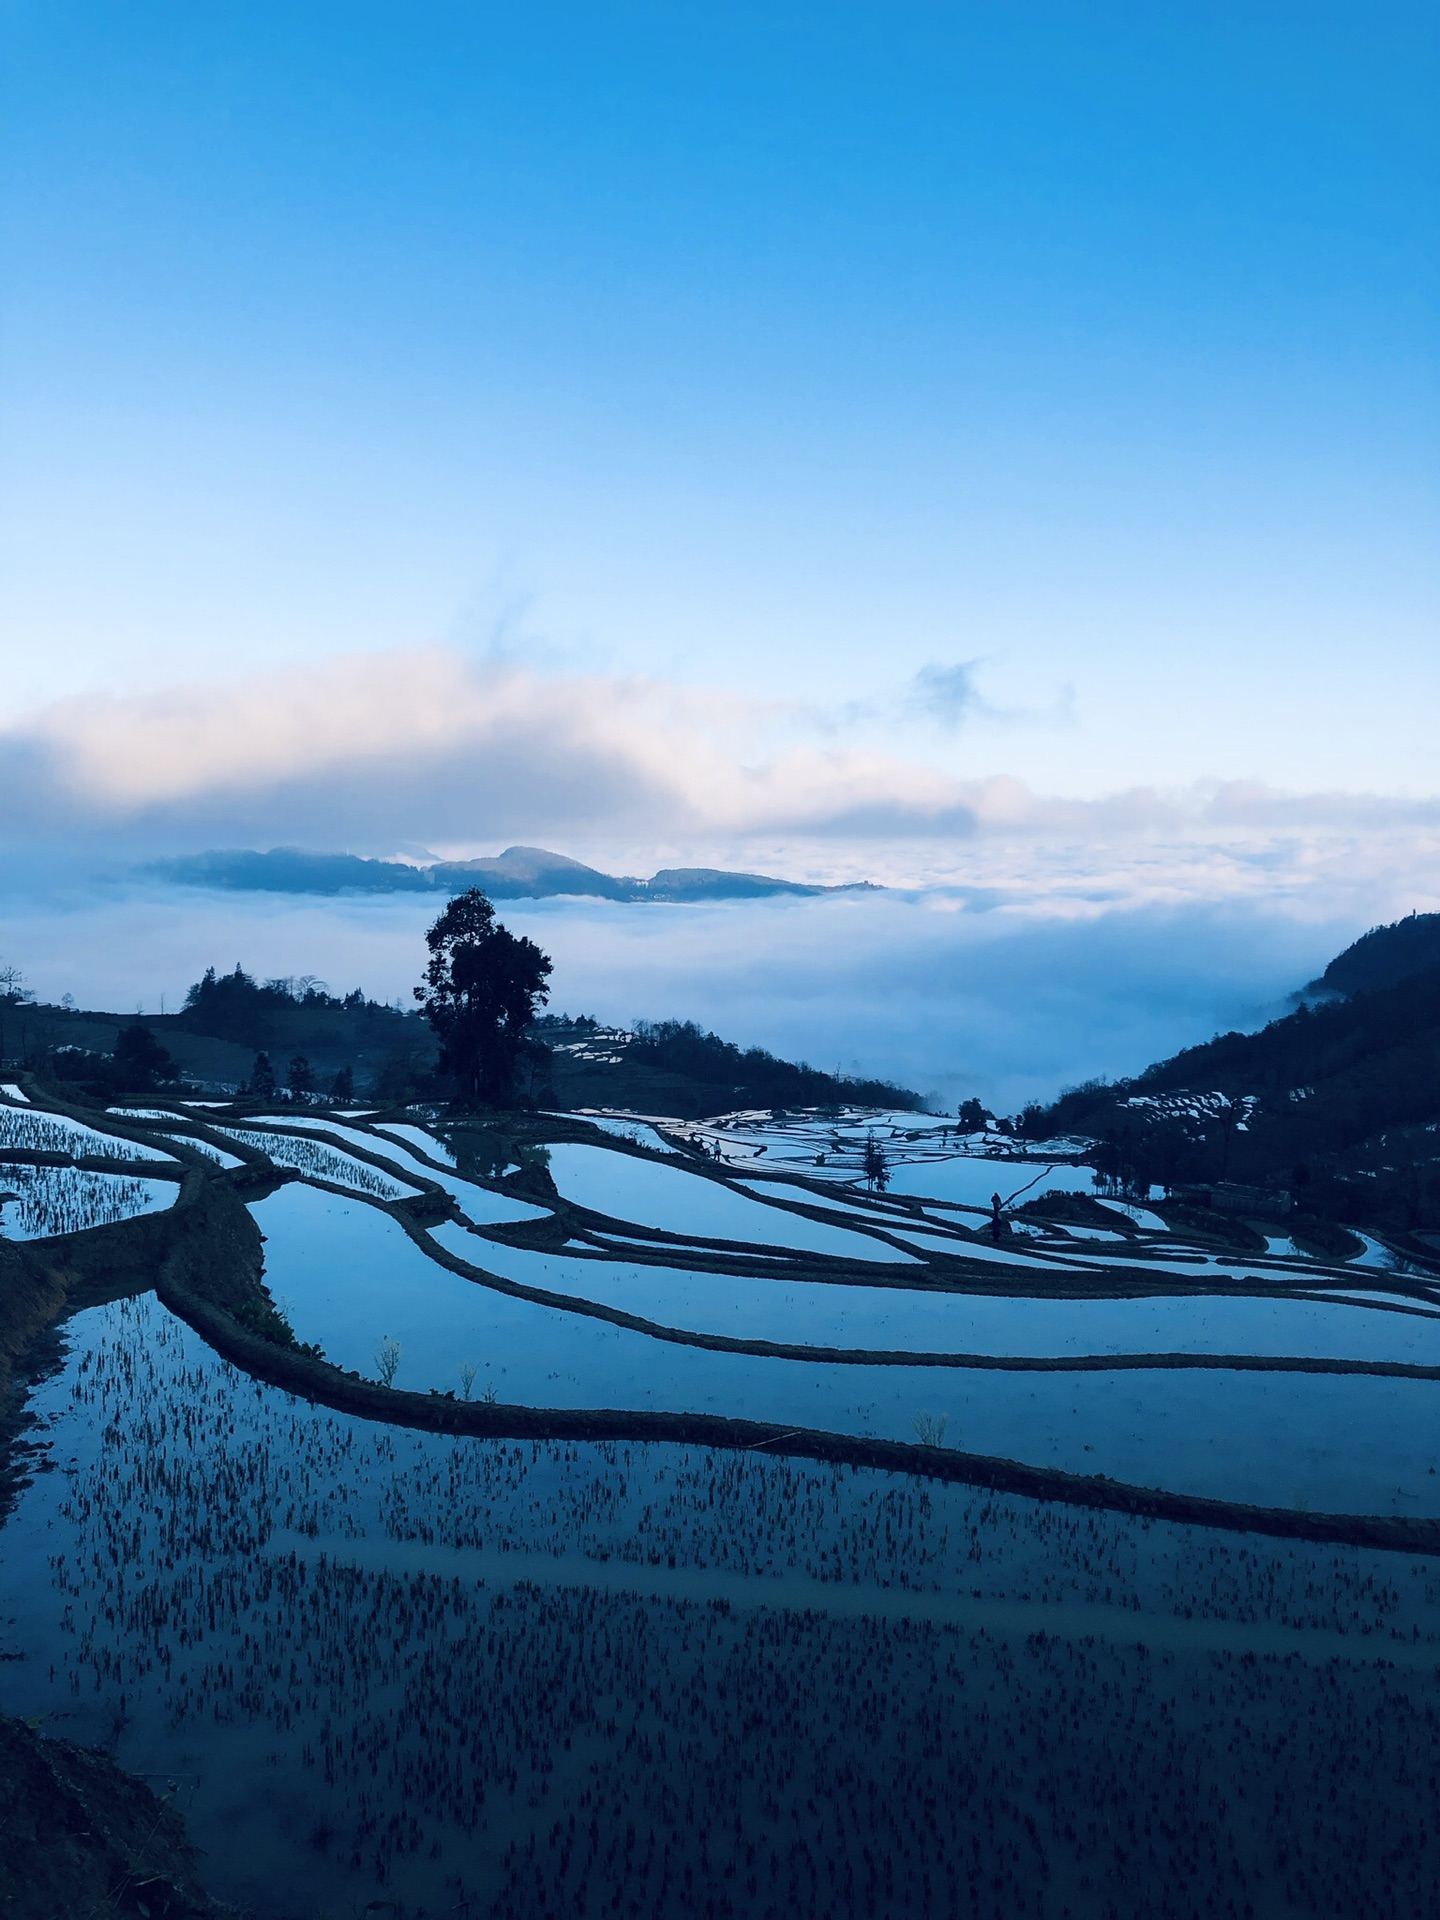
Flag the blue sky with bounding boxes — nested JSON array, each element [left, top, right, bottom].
[[1, 3, 1438, 1093], [2, 1, 1435, 804]]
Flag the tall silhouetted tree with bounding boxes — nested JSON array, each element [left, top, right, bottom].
[[287, 1054, 316, 1097], [112, 1021, 178, 1091], [415, 890, 552, 1106], [249, 1051, 276, 1098], [862, 1132, 890, 1192]]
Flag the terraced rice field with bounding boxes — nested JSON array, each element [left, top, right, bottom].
[[4, 1093, 1440, 1919]]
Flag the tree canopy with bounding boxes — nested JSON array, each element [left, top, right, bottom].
[[111, 1021, 179, 1092], [180, 965, 370, 1044], [414, 890, 552, 1106]]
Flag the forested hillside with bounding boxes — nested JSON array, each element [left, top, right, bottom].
[[3, 966, 434, 1104], [1035, 913, 1440, 1230], [1307, 910, 1440, 998], [542, 1016, 918, 1117], [2, 967, 916, 1118]]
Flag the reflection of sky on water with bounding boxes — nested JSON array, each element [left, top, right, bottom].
[[241, 1114, 550, 1223], [545, 1142, 917, 1261], [0, 1104, 177, 1161], [374, 1120, 458, 1164], [448, 1228, 1440, 1368], [6, 1292, 1438, 1917], [557, 1112, 678, 1153], [158, 1131, 246, 1168], [886, 1158, 1100, 1209], [219, 1126, 422, 1200], [735, 1175, 918, 1224], [0, 1165, 176, 1239], [256, 1186, 1440, 1512]]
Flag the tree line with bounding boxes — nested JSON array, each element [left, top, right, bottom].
[[4, 888, 920, 1118]]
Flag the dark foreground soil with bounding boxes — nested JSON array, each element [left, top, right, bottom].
[[0, 1184, 234, 1918], [0, 1712, 226, 1919]]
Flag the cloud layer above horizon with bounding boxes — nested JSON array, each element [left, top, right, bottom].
[[5, 647, 1440, 906]]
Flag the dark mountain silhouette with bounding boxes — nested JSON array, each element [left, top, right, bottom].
[[24, 965, 433, 1104], [1305, 909, 1440, 1000], [437, 846, 632, 900], [149, 848, 437, 894], [148, 845, 879, 903], [1033, 911, 1440, 1232], [643, 867, 878, 902]]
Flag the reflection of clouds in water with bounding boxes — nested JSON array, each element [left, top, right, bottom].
[[0, 877, 1359, 1110]]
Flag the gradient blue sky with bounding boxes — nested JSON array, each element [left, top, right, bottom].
[[3, 4, 1437, 1090], [2, 0, 1436, 809]]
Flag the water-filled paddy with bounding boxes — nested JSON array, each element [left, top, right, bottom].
[[256, 1186, 970, 1435], [255, 1187, 1440, 1510], [3, 1293, 1440, 1920], [886, 1157, 1102, 1209], [1, 1081, 1437, 1920], [158, 1130, 247, 1168], [691, 1107, 960, 1175], [886, 1223, 1086, 1266], [239, 1114, 552, 1223], [374, 1119, 459, 1163], [0, 1104, 176, 1161], [219, 1125, 423, 1200], [558, 1111, 678, 1153], [890, 1227, 1094, 1271], [444, 1229, 1440, 1366], [545, 1142, 919, 1260], [736, 1174, 934, 1226], [0, 1164, 177, 1238]]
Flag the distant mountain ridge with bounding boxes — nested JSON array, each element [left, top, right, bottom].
[[149, 845, 882, 903]]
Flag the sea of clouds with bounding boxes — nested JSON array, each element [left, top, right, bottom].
[[0, 873, 1378, 1113], [2, 645, 1435, 1112]]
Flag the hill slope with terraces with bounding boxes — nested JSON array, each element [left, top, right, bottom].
[[1033, 912, 1440, 1230]]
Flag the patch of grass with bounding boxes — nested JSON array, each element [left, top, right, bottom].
[[233, 1290, 324, 1360]]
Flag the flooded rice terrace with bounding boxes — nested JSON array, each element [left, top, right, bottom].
[[3, 1094, 1440, 1917]]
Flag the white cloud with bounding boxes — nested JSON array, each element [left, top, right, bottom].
[[1, 647, 1438, 888], [0, 646, 981, 848]]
